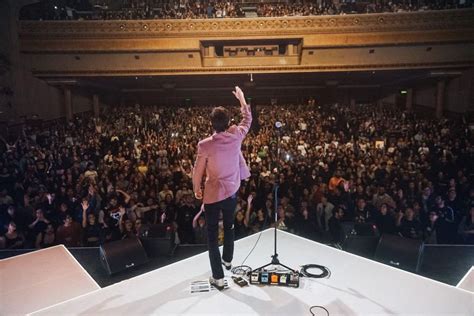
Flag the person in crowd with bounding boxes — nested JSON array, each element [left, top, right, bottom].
[[28, 208, 50, 245], [372, 185, 396, 210], [1, 205, 29, 235], [353, 198, 375, 223], [398, 207, 423, 239], [0, 221, 25, 249], [276, 205, 290, 232], [432, 196, 456, 244], [293, 200, 317, 240], [234, 209, 248, 240], [176, 194, 198, 244], [375, 203, 397, 235], [316, 195, 334, 232], [458, 205, 474, 244], [81, 199, 103, 246], [423, 210, 440, 244], [193, 205, 207, 244], [120, 218, 136, 239], [56, 214, 82, 247], [35, 223, 56, 249], [328, 207, 345, 247]]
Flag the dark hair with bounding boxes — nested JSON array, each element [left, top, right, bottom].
[[210, 106, 229, 132]]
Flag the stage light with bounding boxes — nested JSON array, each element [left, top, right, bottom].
[[400, 90, 407, 94]]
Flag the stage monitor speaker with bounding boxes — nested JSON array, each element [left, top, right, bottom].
[[419, 245, 474, 286], [140, 224, 177, 257], [375, 234, 424, 273], [353, 222, 380, 237], [343, 235, 379, 259], [100, 237, 148, 275]]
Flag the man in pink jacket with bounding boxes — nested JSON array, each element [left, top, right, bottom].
[[192, 86, 252, 290]]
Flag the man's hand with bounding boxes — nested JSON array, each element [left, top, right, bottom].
[[247, 194, 253, 205], [119, 206, 126, 216], [81, 200, 89, 211], [195, 190, 203, 200], [232, 86, 246, 104]]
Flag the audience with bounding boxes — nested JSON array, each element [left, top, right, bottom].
[[0, 99, 473, 253], [20, 0, 473, 21]]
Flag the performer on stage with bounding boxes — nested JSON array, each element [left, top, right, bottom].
[[192, 86, 252, 290]]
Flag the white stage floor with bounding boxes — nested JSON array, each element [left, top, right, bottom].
[[32, 229, 473, 315], [457, 266, 474, 293], [0, 245, 100, 316]]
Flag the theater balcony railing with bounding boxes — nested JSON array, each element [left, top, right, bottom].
[[18, 9, 474, 76]]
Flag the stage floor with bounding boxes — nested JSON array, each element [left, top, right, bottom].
[[32, 229, 473, 315], [457, 266, 474, 292], [0, 245, 100, 316]]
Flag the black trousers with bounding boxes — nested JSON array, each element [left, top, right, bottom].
[[204, 194, 237, 279]]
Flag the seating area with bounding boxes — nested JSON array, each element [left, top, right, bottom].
[[19, 0, 474, 20]]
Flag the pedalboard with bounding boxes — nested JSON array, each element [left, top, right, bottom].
[[249, 270, 300, 288]]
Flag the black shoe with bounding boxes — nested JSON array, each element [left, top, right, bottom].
[[222, 260, 232, 271], [209, 277, 225, 291]]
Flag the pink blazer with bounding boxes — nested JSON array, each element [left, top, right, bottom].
[[192, 104, 252, 204]]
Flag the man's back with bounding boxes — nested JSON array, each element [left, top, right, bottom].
[[193, 109, 251, 204]]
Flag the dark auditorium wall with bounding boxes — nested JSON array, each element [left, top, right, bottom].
[[445, 68, 474, 113], [0, 0, 88, 120], [414, 69, 474, 114], [71, 92, 94, 115], [0, 0, 14, 121]]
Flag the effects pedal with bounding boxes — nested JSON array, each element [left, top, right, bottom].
[[232, 276, 249, 287]]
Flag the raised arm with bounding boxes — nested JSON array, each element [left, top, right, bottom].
[[232, 86, 252, 138], [116, 189, 131, 204], [81, 199, 89, 228], [118, 206, 126, 233], [244, 194, 253, 227]]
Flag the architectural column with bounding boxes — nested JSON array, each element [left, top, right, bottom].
[[287, 44, 295, 55], [406, 88, 413, 112], [208, 45, 215, 57], [436, 80, 445, 119], [92, 94, 100, 117], [350, 97, 356, 110], [64, 88, 72, 120]]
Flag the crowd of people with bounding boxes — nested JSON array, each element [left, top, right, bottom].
[[0, 99, 473, 251], [20, 0, 473, 20]]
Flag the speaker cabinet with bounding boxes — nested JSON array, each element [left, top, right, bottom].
[[343, 235, 379, 259], [100, 237, 148, 275], [140, 224, 177, 257], [419, 245, 474, 285], [375, 234, 424, 273]]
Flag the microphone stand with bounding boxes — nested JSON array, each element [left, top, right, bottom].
[[252, 122, 297, 274]]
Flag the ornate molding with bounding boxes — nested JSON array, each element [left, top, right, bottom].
[[32, 60, 473, 77], [19, 9, 474, 39]]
